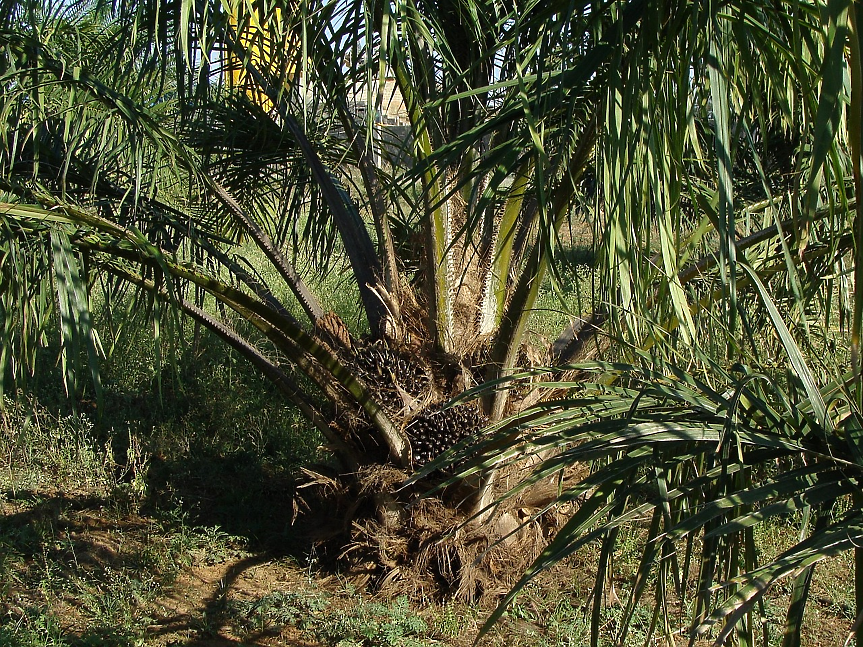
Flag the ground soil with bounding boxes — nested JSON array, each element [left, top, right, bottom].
[[1, 480, 856, 647]]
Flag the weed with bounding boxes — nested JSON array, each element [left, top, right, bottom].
[[430, 601, 474, 639], [133, 514, 248, 579], [0, 545, 22, 598], [226, 587, 434, 647], [191, 525, 250, 566], [226, 590, 327, 637], [545, 598, 590, 646], [0, 606, 68, 647], [314, 595, 430, 647], [0, 398, 119, 496], [72, 564, 159, 628]]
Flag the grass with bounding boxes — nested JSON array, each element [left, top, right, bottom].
[[1, 240, 857, 646], [1, 391, 857, 646], [0, 395, 565, 647], [0, 304, 629, 647], [525, 245, 597, 353], [0, 398, 120, 496]]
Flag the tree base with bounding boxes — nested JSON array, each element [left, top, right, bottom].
[[293, 464, 577, 603]]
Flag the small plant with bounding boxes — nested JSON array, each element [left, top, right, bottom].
[[0, 397, 131, 497], [545, 598, 590, 647], [227, 590, 327, 637], [312, 595, 430, 647], [71, 564, 159, 630], [155, 520, 248, 573], [431, 601, 473, 640], [0, 606, 69, 647], [189, 525, 249, 566]]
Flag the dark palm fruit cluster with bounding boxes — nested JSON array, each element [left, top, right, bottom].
[[349, 340, 429, 411], [406, 405, 488, 468]]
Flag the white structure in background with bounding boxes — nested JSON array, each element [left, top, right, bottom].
[[342, 58, 412, 167], [375, 76, 409, 126]]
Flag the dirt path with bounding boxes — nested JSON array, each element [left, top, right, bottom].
[[145, 557, 324, 646]]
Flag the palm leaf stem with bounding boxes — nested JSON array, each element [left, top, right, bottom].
[[550, 310, 607, 366], [848, 0, 863, 405], [1, 31, 324, 327], [643, 232, 854, 353], [6, 202, 409, 465], [479, 157, 531, 335], [101, 261, 360, 471], [386, 44, 453, 352], [675, 216, 795, 289], [315, 42, 401, 306], [191, 233, 301, 327], [99, 240, 409, 463], [487, 118, 597, 421], [554, 204, 851, 368], [208, 178, 325, 323], [22, 186, 301, 328], [218, 16, 389, 336]]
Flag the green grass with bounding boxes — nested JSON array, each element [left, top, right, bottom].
[[0, 407, 253, 645], [236, 593, 433, 647], [1, 388, 857, 646], [0, 380, 652, 647], [1, 239, 856, 647], [527, 248, 596, 352], [0, 397, 120, 496]]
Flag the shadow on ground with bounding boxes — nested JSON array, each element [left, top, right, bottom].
[[1, 423, 358, 645]]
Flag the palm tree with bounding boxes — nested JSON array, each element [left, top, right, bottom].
[[1, 0, 603, 472], [415, 2, 863, 642], [2, 0, 861, 642]]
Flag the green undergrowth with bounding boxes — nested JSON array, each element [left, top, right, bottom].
[[225, 592, 431, 646], [0, 393, 662, 647], [0, 389, 856, 646], [0, 394, 613, 647], [1, 241, 855, 646]]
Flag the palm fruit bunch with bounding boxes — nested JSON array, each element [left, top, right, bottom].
[[406, 405, 488, 468], [349, 339, 430, 412]]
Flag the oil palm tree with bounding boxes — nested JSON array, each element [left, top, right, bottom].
[[2, 0, 862, 642], [0, 0, 610, 471], [413, 1, 863, 642]]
